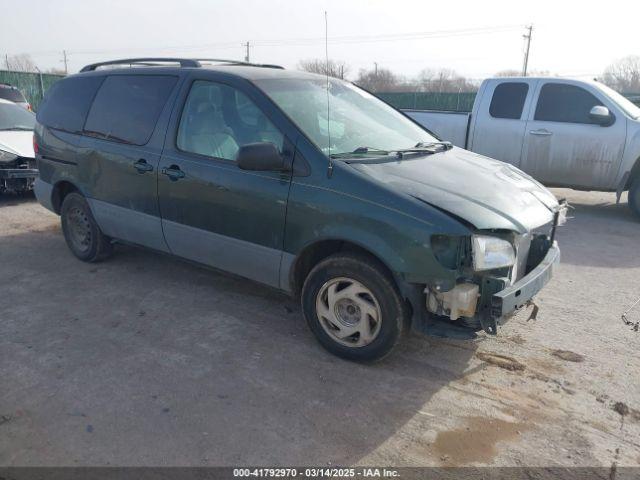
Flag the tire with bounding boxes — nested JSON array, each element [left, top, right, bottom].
[[301, 252, 407, 362], [60, 192, 113, 262], [629, 176, 640, 220]]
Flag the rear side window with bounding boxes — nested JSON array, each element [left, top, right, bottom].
[[84, 75, 177, 145], [37, 76, 103, 133], [489, 82, 529, 119], [0, 86, 26, 103], [535, 83, 603, 124]]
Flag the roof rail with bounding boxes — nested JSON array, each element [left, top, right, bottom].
[[80, 57, 284, 72], [80, 58, 201, 72], [194, 58, 284, 69]]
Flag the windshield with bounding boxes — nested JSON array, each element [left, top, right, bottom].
[[0, 101, 36, 130], [254, 76, 437, 156], [596, 83, 640, 119], [0, 86, 26, 103]]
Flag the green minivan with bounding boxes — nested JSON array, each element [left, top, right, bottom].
[[34, 58, 563, 361]]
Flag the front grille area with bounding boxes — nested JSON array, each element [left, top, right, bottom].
[[511, 233, 532, 283]]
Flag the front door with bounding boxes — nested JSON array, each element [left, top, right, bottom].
[[158, 77, 293, 288], [521, 81, 626, 189]]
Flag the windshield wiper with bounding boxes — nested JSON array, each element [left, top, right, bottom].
[[412, 141, 453, 151], [331, 142, 453, 161], [329, 147, 391, 159]]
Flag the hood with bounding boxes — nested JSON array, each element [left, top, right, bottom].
[[0, 130, 35, 159], [349, 147, 559, 233]]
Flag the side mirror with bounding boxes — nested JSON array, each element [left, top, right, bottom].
[[237, 142, 288, 171], [589, 105, 614, 126]]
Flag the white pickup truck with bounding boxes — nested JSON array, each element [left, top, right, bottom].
[[405, 77, 640, 219]]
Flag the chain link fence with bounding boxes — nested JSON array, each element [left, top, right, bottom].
[[377, 91, 640, 112], [0, 69, 638, 114], [0, 70, 65, 111], [376, 92, 477, 111]]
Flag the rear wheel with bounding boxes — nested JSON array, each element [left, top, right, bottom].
[[301, 253, 406, 362], [60, 192, 113, 262], [629, 176, 640, 220]]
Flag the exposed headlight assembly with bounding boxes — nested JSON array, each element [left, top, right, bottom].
[[0, 149, 18, 164], [472, 235, 515, 271]]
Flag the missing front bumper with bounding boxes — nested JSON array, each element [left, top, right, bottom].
[[490, 241, 560, 324], [0, 168, 38, 180]]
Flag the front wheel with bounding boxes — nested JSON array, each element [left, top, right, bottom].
[[60, 192, 113, 262], [301, 253, 406, 362], [629, 176, 640, 220]]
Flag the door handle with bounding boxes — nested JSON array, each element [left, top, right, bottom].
[[133, 159, 154, 173], [529, 129, 553, 136], [161, 165, 185, 181]]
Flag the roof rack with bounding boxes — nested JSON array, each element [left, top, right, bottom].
[[80, 57, 284, 72]]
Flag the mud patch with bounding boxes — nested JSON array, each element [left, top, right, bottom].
[[476, 352, 525, 372], [551, 349, 584, 363], [612, 401, 640, 421], [506, 334, 526, 345], [434, 416, 530, 465]]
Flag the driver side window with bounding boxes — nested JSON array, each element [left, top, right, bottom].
[[534, 83, 603, 124], [177, 80, 284, 161]]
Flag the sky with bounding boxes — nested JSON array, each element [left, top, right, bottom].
[[1, 0, 638, 80]]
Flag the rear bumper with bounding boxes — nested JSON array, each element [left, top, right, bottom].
[[34, 178, 55, 212], [491, 241, 560, 319], [0, 168, 38, 179]]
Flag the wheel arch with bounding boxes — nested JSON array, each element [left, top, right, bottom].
[[625, 156, 640, 190], [51, 180, 82, 214], [289, 238, 400, 299]]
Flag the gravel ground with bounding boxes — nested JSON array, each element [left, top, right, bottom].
[[0, 189, 639, 467]]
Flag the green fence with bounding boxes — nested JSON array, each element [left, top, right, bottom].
[[0, 70, 65, 111], [1, 70, 639, 114], [378, 91, 640, 111], [376, 92, 477, 112]]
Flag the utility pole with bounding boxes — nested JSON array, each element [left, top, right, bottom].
[[374, 62, 378, 76], [522, 25, 533, 76], [4, 54, 9, 70], [244, 42, 250, 63], [62, 50, 68, 74]]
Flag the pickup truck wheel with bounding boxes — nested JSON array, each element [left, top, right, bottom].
[[629, 176, 640, 220], [60, 192, 113, 262], [301, 253, 406, 362]]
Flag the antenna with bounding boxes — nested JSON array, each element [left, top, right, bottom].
[[325, 10, 333, 177]]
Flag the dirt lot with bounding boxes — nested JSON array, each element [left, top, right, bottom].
[[1, 189, 639, 467]]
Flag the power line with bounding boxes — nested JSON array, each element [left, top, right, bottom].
[[4, 24, 522, 58]]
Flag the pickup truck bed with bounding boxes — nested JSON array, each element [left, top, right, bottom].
[[404, 110, 471, 148]]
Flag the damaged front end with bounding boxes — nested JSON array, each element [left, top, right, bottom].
[[0, 155, 38, 193], [421, 201, 566, 337]]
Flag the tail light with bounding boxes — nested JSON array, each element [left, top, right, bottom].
[[33, 134, 39, 154]]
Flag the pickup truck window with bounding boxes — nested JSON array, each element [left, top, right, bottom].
[[489, 82, 529, 120], [176, 80, 284, 161], [535, 83, 603, 124]]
